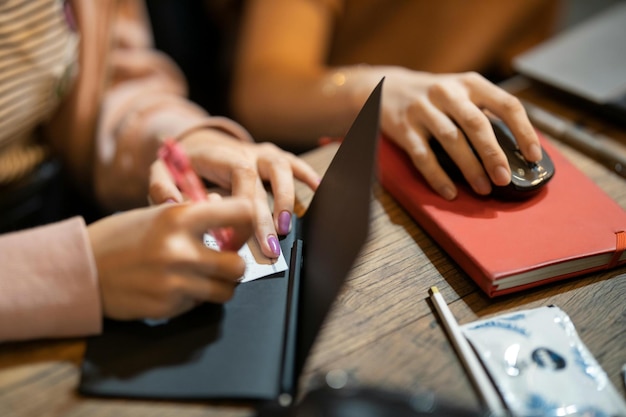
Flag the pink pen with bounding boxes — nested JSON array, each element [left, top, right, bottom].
[[158, 138, 234, 249]]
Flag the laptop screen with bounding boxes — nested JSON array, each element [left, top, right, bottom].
[[78, 79, 383, 403], [513, 2, 626, 123], [296, 79, 383, 375]]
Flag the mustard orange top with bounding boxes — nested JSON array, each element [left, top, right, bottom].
[[325, 0, 561, 75]]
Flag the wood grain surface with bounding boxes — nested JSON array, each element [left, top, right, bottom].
[[0, 118, 624, 417]]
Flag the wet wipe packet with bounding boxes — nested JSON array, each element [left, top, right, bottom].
[[461, 305, 626, 417]]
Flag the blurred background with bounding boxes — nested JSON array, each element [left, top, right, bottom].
[[146, 0, 625, 118]]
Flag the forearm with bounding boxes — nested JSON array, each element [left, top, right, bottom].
[[231, 0, 362, 150], [94, 88, 207, 211], [0, 218, 101, 342], [92, 1, 253, 212], [232, 65, 382, 150]]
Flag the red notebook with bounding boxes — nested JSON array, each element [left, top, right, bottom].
[[377, 134, 626, 297]]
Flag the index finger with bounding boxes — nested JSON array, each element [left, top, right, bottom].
[[179, 198, 255, 245], [229, 164, 283, 257], [290, 156, 322, 191], [467, 78, 543, 163], [430, 86, 511, 188]]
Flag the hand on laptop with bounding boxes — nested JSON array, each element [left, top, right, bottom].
[[148, 128, 321, 259], [89, 198, 254, 321]]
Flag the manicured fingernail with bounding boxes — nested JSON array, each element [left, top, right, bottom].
[[165, 198, 177, 204], [530, 143, 543, 161], [267, 235, 281, 257], [494, 165, 511, 185], [474, 176, 492, 195], [278, 211, 291, 235], [440, 185, 457, 201]]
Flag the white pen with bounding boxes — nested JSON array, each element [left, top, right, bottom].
[[429, 287, 506, 416], [523, 100, 626, 178]]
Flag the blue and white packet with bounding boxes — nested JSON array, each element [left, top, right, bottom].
[[461, 305, 626, 417]]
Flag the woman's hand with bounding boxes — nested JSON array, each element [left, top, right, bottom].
[[351, 67, 542, 199], [88, 198, 254, 321], [148, 128, 320, 258]]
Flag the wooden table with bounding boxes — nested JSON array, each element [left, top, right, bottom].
[[1, 100, 625, 417]]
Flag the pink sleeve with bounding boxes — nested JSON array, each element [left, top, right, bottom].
[[92, 2, 253, 212], [0, 218, 101, 342]]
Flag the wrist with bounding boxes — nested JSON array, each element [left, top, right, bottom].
[[174, 117, 255, 144]]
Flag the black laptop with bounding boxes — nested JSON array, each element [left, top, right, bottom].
[[78, 80, 383, 403]]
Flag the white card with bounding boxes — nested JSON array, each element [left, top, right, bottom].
[[203, 233, 288, 283]]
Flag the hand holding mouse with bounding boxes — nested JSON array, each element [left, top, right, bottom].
[[352, 68, 544, 199], [430, 116, 555, 199]]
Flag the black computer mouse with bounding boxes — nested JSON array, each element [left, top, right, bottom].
[[430, 117, 555, 200]]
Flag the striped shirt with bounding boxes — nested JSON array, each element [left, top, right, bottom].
[[0, 0, 78, 184]]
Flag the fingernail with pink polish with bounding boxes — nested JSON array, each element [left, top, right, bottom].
[[267, 235, 281, 257], [165, 198, 177, 204], [278, 211, 291, 235]]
